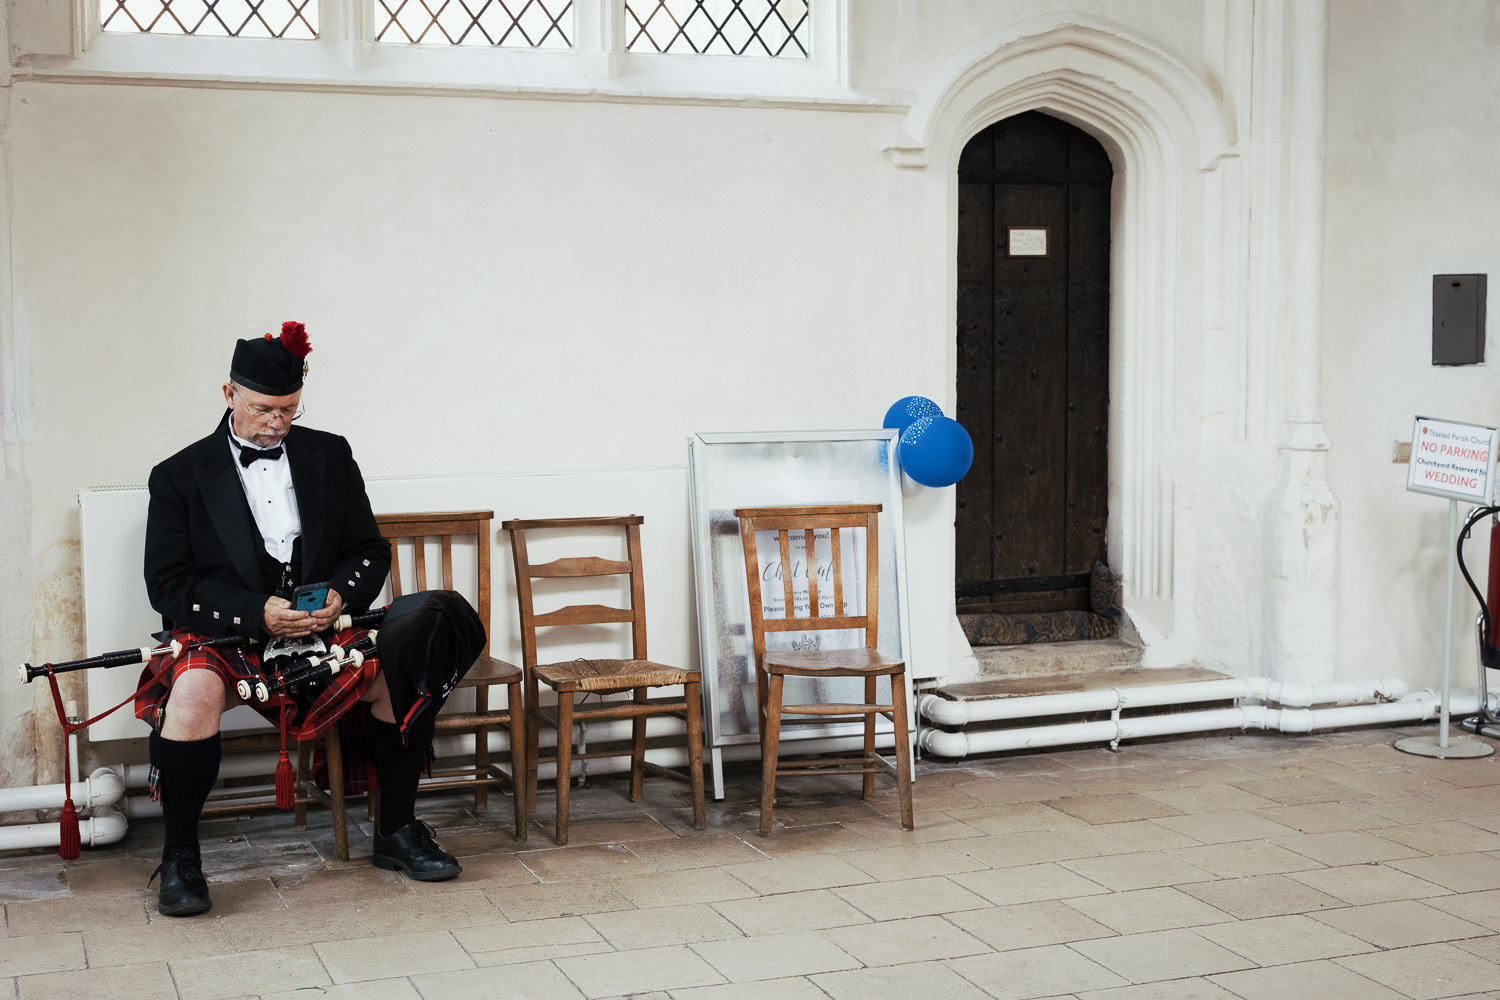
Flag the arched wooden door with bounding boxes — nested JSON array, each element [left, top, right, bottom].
[[955, 111, 1112, 625]]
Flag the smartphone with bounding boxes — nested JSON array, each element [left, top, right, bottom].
[[292, 581, 330, 612]]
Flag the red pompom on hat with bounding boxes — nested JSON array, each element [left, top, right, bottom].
[[230, 321, 313, 395]]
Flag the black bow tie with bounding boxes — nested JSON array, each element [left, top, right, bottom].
[[237, 444, 284, 467]]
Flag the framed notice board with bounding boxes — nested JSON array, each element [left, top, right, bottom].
[[686, 429, 913, 798]]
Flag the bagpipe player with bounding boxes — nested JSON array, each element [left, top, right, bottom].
[[135, 322, 483, 916]]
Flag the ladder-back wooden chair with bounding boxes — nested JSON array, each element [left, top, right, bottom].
[[734, 503, 914, 834], [503, 515, 706, 845], [298, 510, 527, 856]]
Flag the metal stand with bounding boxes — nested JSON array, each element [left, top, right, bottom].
[[1397, 499, 1494, 759]]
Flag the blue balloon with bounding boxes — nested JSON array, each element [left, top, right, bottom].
[[883, 395, 943, 435], [899, 416, 974, 488]]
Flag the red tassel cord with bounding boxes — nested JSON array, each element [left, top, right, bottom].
[[274, 704, 296, 809]]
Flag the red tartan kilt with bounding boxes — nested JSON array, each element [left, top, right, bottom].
[[133, 627, 378, 740]]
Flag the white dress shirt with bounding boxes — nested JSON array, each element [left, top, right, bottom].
[[227, 427, 302, 563]]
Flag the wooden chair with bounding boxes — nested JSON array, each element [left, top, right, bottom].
[[297, 510, 527, 857], [734, 503, 914, 834], [503, 515, 706, 845]]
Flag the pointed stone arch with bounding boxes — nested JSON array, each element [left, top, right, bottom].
[[886, 13, 1236, 649]]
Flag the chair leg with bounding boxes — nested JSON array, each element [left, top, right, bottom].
[[630, 688, 648, 802], [890, 668, 915, 831], [473, 720, 491, 816], [325, 722, 350, 862], [507, 680, 528, 841], [862, 675, 878, 800], [685, 677, 706, 830], [524, 681, 541, 818], [760, 673, 784, 835], [554, 692, 574, 846]]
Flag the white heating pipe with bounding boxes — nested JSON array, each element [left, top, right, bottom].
[[919, 676, 1410, 729], [0, 807, 129, 851], [920, 688, 1493, 758], [0, 767, 127, 813]]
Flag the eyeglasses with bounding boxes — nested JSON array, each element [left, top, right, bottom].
[[233, 388, 304, 423]]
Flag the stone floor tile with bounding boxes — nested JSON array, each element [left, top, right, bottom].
[[1366, 821, 1500, 856], [1310, 899, 1490, 948], [948, 898, 1118, 949], [620, 833, 767, 872], [168, 945, 332, 1000], [832, 873, 994, 920], [555, 944, 726, 997], [1044, 793, 1185, 825], [1250, 802, 1386, 833], [488, 879, 636, 921], [1062, 821, 1201, 857], [518, 843, 655, 882], [585, 901, 743, 949], [532, 816, 678, 848], [314, 928, 475, 982], [412, 959, 586, 999], [836, 840, 990, 881], [819, 914, 991, 966], [945, 943, 1128, 998], [723, 855, 874, 895], [1336, 942, 1500, 1000], [958, 863, 1111, 907], [55, 855, 158, 896], [1177, 874, 1346, 919], [259, 979, 421, 1000], [1208, 957, 1408, 999], [355, 887, 507, 933], [1269, 829, 1424, 865], [1060, 851, 1218, 891], [1425, 888, 1500, 931], [1165, 840, 1324, 878], [813, 959, 995, 1000], [1074, 980, 1241, 999], [1389, 852, 1500, 892], [1069, 928, 1255, 982], [1151, 811, 1301, 845], [958, 828, 1090, 868], [1193, 913, 1374, 964], [1062, 887, 1235, 934], [82, 917, 234, 967], [711, 888, 870, 936], [952, 775, 1072, 805], [666, 979, 831, 1000], [1228, 776, 1367, 806], [691, 930, 861, 982], [943, 800, 1090, 835], [453, 914, 602, 956], [1406, 757, 1500, 788], [270, 866, 410, 906], [15, 962, 175, 1000], [0, 932, 85, 979], [1288, 863, 1450, 905], [1139, 784, 1279, 815], [221, 900, 376, 950], [612, 866, 759, 907], [2, 892, 149, 935], [1361, 791, 1493, 825]]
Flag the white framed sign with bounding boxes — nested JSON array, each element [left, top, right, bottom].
[[1406, 415, 1499, 504]]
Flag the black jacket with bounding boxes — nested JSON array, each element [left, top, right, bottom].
[[144, 412, 391, 639]]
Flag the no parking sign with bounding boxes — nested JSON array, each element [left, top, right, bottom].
[[1407, 416, 1499, 504]]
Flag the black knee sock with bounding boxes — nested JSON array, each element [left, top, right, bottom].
[[150, 732, 221, 856], [368, 715, 434, 837]]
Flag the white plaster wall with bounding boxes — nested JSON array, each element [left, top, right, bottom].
[[1323, 0, 1500, 687]]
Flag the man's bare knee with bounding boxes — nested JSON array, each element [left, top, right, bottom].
[[160, 670, 230, 741]]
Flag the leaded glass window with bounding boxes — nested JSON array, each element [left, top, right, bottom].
[[624, 0, 808, 57], [375, 0, 573, 46], [101, 0, 318, 36]]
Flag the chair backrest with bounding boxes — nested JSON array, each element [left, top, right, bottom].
[[734, 504, 883, 669], [501, 516, 648, 668], [375, 510, 493, 655]]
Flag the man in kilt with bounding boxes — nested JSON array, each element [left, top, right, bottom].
[[137, 323, 462, 917]]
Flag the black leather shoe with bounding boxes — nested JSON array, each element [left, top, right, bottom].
[[372, 820, 462, 882], [150, 847, 211, 917]]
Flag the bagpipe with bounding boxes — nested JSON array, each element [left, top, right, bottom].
[[19, 607, 390, 698], [1457, 504, 1500, 737]]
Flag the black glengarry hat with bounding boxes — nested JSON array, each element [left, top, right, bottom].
[[230, 321, 312, 395]]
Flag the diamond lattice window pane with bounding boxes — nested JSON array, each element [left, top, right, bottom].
[[624, 0, 807, 56], [101, 0, 317, 36], [375, 0, 573, 47]]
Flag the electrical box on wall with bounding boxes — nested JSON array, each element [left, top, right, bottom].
[[1433, 274, 1487, 365]]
